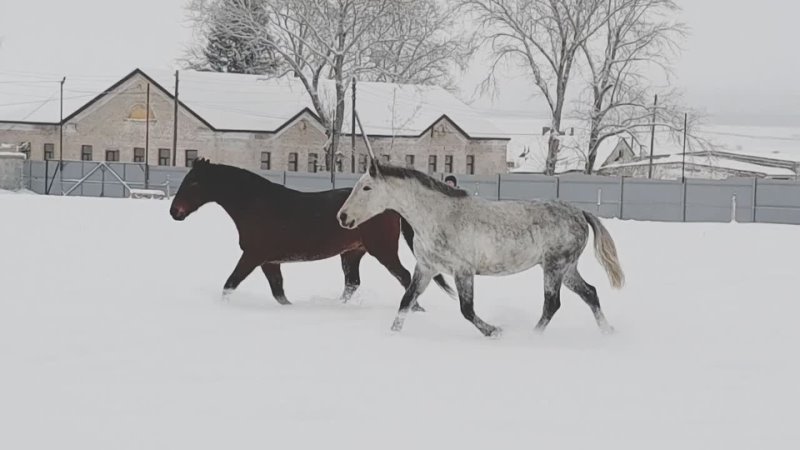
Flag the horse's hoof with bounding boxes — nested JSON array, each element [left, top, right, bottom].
[[486, 327, 503, 338], [390, 317, 405, 333], [600, 325, 616, 335]]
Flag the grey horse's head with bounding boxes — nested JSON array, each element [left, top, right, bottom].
[[338, 162, 390, 229]]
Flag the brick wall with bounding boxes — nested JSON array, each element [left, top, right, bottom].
[[1, 73, 509, 176]]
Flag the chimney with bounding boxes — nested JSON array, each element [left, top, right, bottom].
[[639, 145, 648, 158]]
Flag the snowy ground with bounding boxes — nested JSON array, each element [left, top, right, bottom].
[[1, 193, 799, 449]]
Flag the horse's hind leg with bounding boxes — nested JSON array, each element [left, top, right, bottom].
[[261, 263, 291, 305], [563, 265, 614, 334], [534, 264, 564, 333], [340, 249, 366, 303], [455, 273, 501, 337], [222, 252, 262, 301]]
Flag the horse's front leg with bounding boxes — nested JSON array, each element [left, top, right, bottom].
[[391, 265, 434, 332], [261, 263, 291, 305], [221, 252, 262, 301], [455, 272, 501, 337]]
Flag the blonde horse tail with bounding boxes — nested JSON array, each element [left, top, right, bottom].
[[582, 211, 625, 289]]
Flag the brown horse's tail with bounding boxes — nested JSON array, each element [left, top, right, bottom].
[[400, 217, 457, 299], [582, 211, 625, 289]]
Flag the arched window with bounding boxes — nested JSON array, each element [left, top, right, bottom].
[[127, 104, 155, 121]]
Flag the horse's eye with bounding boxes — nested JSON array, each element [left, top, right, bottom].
[[363, 186, 372, 191]]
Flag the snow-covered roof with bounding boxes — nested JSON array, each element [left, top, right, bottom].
[[701, 125, 800, 162], [0, 68, 508, 140], [619, 126, 800, 163], [602, 153, 796, 177], [486, 115, 619, 173]]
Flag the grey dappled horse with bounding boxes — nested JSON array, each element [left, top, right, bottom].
[[337, 161, 625, 337]]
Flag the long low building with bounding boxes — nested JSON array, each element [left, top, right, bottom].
[[0, 69, 510, 175]]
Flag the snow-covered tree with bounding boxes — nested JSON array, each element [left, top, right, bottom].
[[186, 0, 473, 175], [185, 0, 280, 75], [578, 0, 703, 174], [359, 0, 477, 88], [459, 0, 611, 175]]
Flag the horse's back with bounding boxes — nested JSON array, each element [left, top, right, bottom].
[[243, 186, 401, 262], [425, 197, 590, 275]]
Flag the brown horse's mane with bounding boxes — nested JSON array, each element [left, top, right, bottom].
[[194, 158, 291, 195]]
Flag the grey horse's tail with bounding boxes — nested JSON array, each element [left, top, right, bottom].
[[400, 217, 457, 298], [582, 211, 625, 289]]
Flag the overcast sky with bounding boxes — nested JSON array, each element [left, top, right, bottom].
[[1, 0, 797, 126]]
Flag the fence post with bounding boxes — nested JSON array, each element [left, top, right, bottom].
[[619, 177, 624, 219], [44, 159, 50, 195], [555, 176, 560, 200], [596, 188, 602, 214], [101, 166, 105, 198], [496, 174, 501, 201], [25, 160, 31, 190], [752, 177, 758, 223], [731, 194, 737, 223], [682, 180, 688, 222]]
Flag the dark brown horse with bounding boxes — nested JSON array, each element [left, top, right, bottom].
[[169, 158, 453, 308]]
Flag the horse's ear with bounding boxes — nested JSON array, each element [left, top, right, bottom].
[[368, 158, 381, 178], [194, 157, 210, 168]]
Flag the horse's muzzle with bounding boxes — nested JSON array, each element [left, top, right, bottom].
[[170, 206, 187, 221], [338, 212, 355, 229]]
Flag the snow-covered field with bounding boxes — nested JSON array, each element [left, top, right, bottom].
[[2, 193, 799, 449]]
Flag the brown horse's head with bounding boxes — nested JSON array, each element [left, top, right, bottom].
[[170, 158, 215, 221]]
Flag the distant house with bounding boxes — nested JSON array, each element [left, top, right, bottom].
[[506, 128, 799, 180], [600, 138, 638, 167], [599, 149, 797, 180], [0, 69, 510, 175], [508, 128, 623, 175]]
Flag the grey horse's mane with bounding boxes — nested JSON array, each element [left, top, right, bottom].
[[376, 164, 468, 198]]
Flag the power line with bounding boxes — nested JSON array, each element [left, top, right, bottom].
[[0, 95, 88, 108], [702, 129, 800, 142]]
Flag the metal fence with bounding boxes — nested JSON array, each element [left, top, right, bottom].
[[22, 160, 800, 225]]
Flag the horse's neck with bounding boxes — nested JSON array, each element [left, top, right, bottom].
[[390, 182, 447, 235], [212, 168, 276, 224]]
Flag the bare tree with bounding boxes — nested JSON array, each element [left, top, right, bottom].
[[187, 0, 371, 174], [460, 0, 612, 175], [186, 0, 473, 175], [578, 0, 700, 173], [359, 0, 477, 88]]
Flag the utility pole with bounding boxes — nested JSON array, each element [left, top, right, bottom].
[[145, 83, 151, 189], [329, 123, 336, 187], [647, 94, 658, 179], [59, 77, 65, 164], [681, 113, 688, 183], [172, 70, 179, 166], [351, 78, 356, 173], [48, 77, 66, 195]]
